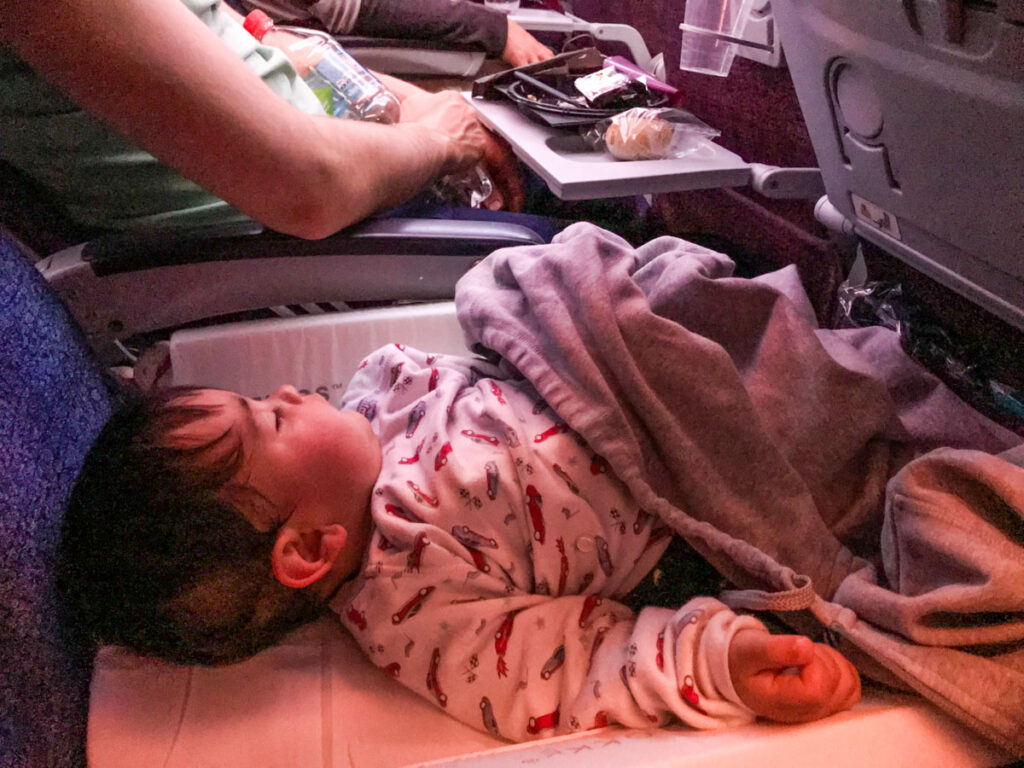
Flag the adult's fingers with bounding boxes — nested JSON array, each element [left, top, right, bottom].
[[480, 132, 524, 212]]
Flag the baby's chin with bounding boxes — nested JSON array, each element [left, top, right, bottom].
[[345, 409, 383, 462], [349, 408, 378, 437]]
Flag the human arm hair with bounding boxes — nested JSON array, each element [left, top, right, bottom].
[[0, 0, 480, 238]]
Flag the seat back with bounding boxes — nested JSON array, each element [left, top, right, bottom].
[[771, 0, 1024, 330], [0, 233, 115, 768]]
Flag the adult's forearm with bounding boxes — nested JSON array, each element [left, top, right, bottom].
[[353, 0, 508, 57], [0, 0, 450, 237]]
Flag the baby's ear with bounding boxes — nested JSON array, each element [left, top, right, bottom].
[[270, 524, 348, 589]]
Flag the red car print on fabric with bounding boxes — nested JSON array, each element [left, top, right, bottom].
[[677, 607, 703, 629], [485, 461, 500, 499], [389, 362, 404, 388], [406, 402, 426, 438], [392, 586, 435, 625], [434, 441, 453, 471], [398, 439, 424, 465], [533, 422, 569, 443], [461, 429, 499, 446], [527, 708, 560, 734], [556, 537, 569, 596], [385, 502, 423, 524], [680, 675, 707, 715], [494, 613, 515, 678], [465, 546, 491, 573], [491, 418, 520, 448], [590, 454, 609, 475], [480, 697, 501, 738], [633, 507, 654, 534], [407, 480, 440, 507], [489, 381, 506, 405], [356, 396, 377, 422], [540, 645, 566, 680], [525, 485, 545, 544], [452, 525, 498, 549], [595, 536, 613, 576], [428, 367, 440, 392], [346, 605, 367, 631], [383, 662, 401, 678], [407, 532, 430, 572], [427, 648, 448, 707], [578, 594, 602, 628], [552, 464, 579, 495]]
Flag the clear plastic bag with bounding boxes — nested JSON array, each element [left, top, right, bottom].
[[837, 280, 1024, 432], [582, 107, 721, 161], [429, 165, 494, 208]]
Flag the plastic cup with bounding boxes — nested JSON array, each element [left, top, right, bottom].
[[678, 0, 756, 77], [484, 0, 520, 13]]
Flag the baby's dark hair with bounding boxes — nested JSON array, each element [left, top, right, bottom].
[[57, 386, 324, 665]]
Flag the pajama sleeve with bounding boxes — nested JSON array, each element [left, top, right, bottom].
[[341, 575, 765, 741]]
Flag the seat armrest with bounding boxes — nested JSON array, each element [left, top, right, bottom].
[[37, 218, 543, 351]]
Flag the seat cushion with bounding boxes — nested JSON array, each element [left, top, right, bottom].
[[0, 235, 114, 768]]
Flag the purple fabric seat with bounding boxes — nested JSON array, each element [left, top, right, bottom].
[[0, 234, 115, 768]]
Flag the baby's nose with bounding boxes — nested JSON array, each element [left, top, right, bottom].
[[272, 384, 304, 404]]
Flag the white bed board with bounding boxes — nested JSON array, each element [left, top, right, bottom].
[[88, 616, 1010, 768], [169, 302, 469, 406]]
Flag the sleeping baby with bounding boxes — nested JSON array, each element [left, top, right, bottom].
[[58, 343, 859, 743]]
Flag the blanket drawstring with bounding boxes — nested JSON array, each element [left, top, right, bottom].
[[718, 573, 817, 613]]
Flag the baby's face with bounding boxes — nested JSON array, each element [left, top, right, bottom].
[[170, 386, 381, 532]]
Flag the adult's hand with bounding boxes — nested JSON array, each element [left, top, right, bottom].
[[502, 20, 554, 68], [398, 90, 486, 171], [398, 89, 523, 211]]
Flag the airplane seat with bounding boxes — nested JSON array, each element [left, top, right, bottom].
[[0, 146, 551, 363], [0, 160, 106, 258], [0, 232, 117, 768]]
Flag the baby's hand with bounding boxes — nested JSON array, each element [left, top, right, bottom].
[[728, 630, 860, 723]]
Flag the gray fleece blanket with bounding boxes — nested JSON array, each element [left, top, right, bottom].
[[455, 223, 1024, 756]]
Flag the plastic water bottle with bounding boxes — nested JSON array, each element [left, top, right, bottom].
[[244, 9, 493, 207], [243, 9, 400, 124]]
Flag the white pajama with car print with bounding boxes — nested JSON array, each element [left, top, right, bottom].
[[332, 345, 765, 741]]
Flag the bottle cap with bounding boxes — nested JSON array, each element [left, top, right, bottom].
[[243, 9, 275, 41]]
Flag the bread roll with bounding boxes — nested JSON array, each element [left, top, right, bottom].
[[604, 112, 674, 160]]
